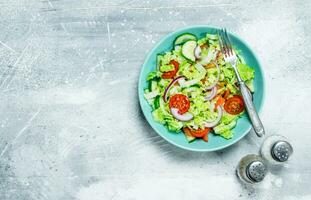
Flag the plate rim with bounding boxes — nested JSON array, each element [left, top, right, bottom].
[[138, 25, 266, 152]]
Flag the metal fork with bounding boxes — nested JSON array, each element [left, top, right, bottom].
[[219, 28, 265, 137]]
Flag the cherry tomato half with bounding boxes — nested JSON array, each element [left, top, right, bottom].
[[214, 96, 226, 111], [183, 127, 210, 138], [169, 94, 190, 114], [162, 60, 179, 79], [202, 134, 209, 142], [224, 95, 245, 115]]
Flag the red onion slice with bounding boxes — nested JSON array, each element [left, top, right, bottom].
[[203, 106, 223, 127], [170, 108, 193, 122], [163, 76, 185, 102], [194, 45, 202, 59], [204, 61, 220, 90], [204, 86, 217, 101]]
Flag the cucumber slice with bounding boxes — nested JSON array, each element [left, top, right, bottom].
[[181, 40, 197, 62], [206, 33, 218, 41], [182, 85, 200, 93], [149, 80, 158, 92], [183, 130, 196, 143], [156, 54, 163, 70], [144, 90, 159, 100], [174, 45, 182, 51], [179, 78, 200, 88], [153, 96, 160, 109], [174, 33, 197, 46]]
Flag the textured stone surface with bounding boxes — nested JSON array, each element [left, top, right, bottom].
[[0, 0, 310, 199]]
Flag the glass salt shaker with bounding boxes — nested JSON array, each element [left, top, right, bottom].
[[260, 135, 293, 165], [236, 154, 267, 184]]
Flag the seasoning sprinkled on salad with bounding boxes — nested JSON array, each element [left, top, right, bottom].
[[144, 33, 255, 143]]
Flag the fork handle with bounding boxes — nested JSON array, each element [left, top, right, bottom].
[[238, 81, 265, 137]]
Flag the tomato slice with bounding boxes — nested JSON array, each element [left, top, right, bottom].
[[169, 94, 190, 114], [183, 127, 210, 138], [162, 60, 179, 79], [223, 89, 230, 99], [224, 95, 245, 115], [214, 96, 225, 111], [202, 134, 208, 142]]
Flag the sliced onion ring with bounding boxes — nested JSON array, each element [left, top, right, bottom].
[[163, 76, 185, 102], [170, 108, 193, 122], [204, 61, 220, 90], [194, 45, 202, 59], [203, 106, 223, 127], [204, 86, 217, 101]]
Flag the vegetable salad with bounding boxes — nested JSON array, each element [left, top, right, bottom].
[[144, 33, 255, 143]]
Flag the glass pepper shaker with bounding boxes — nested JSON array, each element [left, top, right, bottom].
[[236, 154, 267, 184], [260, 135, 293, 165]]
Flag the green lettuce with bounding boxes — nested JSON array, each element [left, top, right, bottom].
[[205, 68, 219, 86], [147, 71, 161, 81], [160, 64, 174, 72], [226, 83, 239, 95], [162, 52, 173, 65], [197, 37, 208, 46], [166, 117, 183, 132], [221, 113, 239, 125], [221, 64, 236, 84], [213, 113, 241, 139], [237, 63, 254, 81], [186, 95, 218, 128], [201, 48, 209, 58], [182, 64, 200, 80], [158, 79, 171, 92], [152, 108, 166, 124], [152, 106, 183, 132], [213, 120, 237, 139], [178, 61, 190, 76], [172, 47, 187, 63]]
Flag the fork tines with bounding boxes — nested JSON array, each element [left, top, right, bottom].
[[218, 28, 233, 56]]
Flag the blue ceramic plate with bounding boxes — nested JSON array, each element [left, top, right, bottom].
[[138, 25, 265, 152]]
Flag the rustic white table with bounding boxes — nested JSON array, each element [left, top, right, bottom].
[[0, 0, 310, 199]]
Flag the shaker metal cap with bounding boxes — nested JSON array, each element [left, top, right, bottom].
[[271, 141, 293, 162], [246, 161, 267, 182]]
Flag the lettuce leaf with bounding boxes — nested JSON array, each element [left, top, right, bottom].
[[226, 83, 239, 95], [221, 113, 239, 125], [162, 52, 173, 65], [237, 63, 254, 81], [160, 64, 174, 72], [197, 37, 208, 46], [213, 113, 241, 139], [187, 95, 218, 128], [213, 120, 237, 139], [182, 64, 200, 80], [166, 117, 183, 132], [152, 105, 183, 132], [152, 108, 166, 124], [221, 64, 236, 84], [147, 71, 161, 81]]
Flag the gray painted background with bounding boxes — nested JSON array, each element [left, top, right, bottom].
[[0, 0, 310, 199]]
